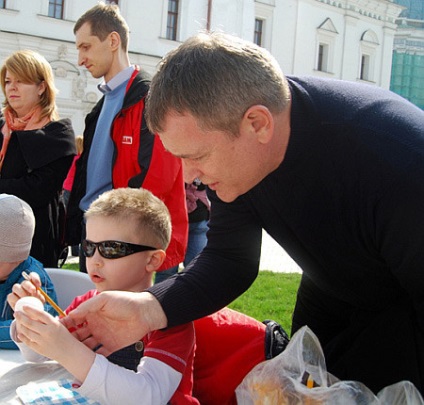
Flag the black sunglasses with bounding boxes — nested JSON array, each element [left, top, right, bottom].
[[81, 239, 157, 260]]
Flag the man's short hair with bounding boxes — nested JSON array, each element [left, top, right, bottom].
[[146, 32, 290, 137], [74, 2, 129, 52]]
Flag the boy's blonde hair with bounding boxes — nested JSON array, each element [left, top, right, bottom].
[[85, 188, 171, 250]]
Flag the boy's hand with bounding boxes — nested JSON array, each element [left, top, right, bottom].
[[15, 306, 95, 382], [7, 272, 45, 310], [14, 307, 69, 360]]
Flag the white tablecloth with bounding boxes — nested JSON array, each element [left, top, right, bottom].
[[0, 349, 71, 404]]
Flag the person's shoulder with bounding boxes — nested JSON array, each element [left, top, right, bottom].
[[43, 118, 75, 138], [23, 257, 49, 279], [288, 75, 411, 107], [66, 289, 97, 312], [130, 68, 151, 93], [134, 66, 152, 82], [288, 75, 422, 125]]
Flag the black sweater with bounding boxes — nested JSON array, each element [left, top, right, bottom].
[[148, 76, 424, 393]]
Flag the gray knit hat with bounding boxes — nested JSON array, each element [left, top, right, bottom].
[[0, 194, 35, 262]]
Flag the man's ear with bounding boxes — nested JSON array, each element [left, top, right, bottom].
[[145, 250, 167, 273], [241, 105, 274, 144], [109, 31, 121, 51]]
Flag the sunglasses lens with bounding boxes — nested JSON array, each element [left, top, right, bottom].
[[82, 240, 96, 257], [99, 241, 128, 259]]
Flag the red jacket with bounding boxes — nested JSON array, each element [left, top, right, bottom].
[[193, 308, 267, 404], [66, 68, 187, 269]]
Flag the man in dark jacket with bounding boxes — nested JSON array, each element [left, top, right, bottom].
[[65, 32, 424, 395], [66, 3, 187, 272]]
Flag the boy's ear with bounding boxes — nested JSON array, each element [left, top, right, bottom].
[[145, 250, 166, 273]]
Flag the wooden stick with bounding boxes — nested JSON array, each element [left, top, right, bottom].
[[21, 271, 66, 317]]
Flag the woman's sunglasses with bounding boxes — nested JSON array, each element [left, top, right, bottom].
[[81, 239, 157, 260]]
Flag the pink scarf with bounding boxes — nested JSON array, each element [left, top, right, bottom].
[[0, 106, 50, 172]]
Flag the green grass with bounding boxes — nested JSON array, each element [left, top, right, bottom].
[[63, 262, 301, 335], [228, 271, 301, 335], [62, 263, 80, 271]]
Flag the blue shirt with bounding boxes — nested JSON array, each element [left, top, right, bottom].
[[80, 66, 135, 212]]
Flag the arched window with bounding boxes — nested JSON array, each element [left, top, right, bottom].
[[359, 30, 379, 82]]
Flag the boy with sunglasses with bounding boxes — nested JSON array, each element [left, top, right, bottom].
[[8, 188, 198, 404], [9, 187, 289, 404]]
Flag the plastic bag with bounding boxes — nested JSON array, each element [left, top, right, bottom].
[[235, 326, 424, 405], [378, 381, 424, 405]]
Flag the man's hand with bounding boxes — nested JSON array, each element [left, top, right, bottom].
[[62, 291, 167, 356]]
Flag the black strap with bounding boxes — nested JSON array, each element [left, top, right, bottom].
[[263, 319, 290, 360]]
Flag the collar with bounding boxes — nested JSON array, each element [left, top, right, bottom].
[[98, 65, 135, 94]]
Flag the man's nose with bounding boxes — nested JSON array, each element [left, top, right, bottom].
[[182, 161, 201, 184], [77, 54, 85, 67]]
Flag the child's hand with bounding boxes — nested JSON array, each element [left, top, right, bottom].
[[15, 306, 96, 383], [7, 272, 45, 310], [14, 306, 74, 362]]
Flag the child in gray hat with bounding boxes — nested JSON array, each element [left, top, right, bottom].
[[0, 194, 58, 349]]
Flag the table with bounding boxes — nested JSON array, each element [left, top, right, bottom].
[[0, 349, 71, 404]]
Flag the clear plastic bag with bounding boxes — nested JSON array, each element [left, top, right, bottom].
[[378, 381, 424, 405], [235, 326, 424, 405]]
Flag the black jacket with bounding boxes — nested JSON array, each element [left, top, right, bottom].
[[0, 118, 76, 267]]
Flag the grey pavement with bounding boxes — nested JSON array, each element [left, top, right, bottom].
[[259, 230, 302, 273]]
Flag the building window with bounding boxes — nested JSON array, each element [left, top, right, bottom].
[[360, 54, 370, 81], [254, 2, 274, 50], [48, 0, 64, 19], [317, 43, 329, 72], [254, 18, 264, 46], [315, 18, 338, 75], [166, 0, 179, 41], [359, 30, 379, 83], [0, 0, 6, 8]]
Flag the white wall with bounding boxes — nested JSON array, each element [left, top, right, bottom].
[[0, 0, 403, 135]]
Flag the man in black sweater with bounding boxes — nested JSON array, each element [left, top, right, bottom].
[[65, 32, 424, 394]]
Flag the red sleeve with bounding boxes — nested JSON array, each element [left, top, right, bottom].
[[144, 322, 198, 405], [63, 154, 80, 190], [142, 137, 188, 270], [143, 322, 195, 374]]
